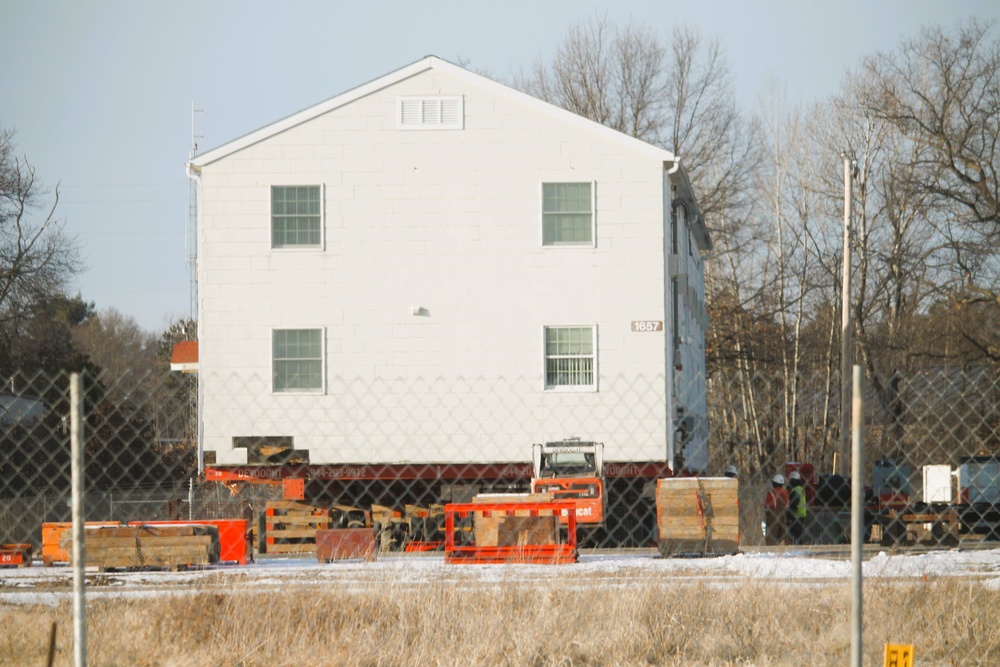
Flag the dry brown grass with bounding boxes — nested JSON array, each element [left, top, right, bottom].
[[1, 573, 998, 666]]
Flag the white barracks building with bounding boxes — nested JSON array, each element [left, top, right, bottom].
[[187, 56, 711, 474]]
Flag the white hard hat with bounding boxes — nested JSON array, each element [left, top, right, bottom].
[[789, 471, 802, 481], [772, 474, 785, 485], [725, 465, 738, 477]]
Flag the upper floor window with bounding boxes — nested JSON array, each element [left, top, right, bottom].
[[542, 182, 594, 246], [272, 186, 322, 248], [272, 328, 324, 393], [397, 96, 464, 130], [544, 325, 597, 390]]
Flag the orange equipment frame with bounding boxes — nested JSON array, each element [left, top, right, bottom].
[[443, 501, 578, 565], [0, 544, 32, 567]]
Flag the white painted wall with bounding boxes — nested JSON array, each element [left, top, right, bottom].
[[195, 65, 708, 469]]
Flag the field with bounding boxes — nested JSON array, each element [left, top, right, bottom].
[[2, 549, 999, 666]]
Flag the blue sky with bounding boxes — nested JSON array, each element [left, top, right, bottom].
[[2, 0, 998, 332]]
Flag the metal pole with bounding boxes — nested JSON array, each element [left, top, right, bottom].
[[850, 365, 865, 667], [70, 373, 87, 667], [839, 154, 853, 475]]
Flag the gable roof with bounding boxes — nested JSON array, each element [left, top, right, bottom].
[[188, 55, 678, 169]]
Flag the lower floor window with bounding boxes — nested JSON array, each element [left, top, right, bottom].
[[545, 326, 596, 389], [273, 329, 323, 392]]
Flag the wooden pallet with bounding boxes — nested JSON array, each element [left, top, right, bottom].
[[263, 500, 331, 554], [62, 524, 220, 571]]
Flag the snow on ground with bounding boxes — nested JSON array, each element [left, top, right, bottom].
[[2, 547, 1000, 606]]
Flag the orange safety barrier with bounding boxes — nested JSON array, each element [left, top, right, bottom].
[[41, 522, 120, 566], [444, 501, 578, 565]]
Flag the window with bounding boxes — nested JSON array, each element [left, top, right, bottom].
[[398, 96, 464, 129], [545, 326, 596, 389], [542, 182, 593, 245], [271, 186, 322, 248], [272, 329, 323, 393]]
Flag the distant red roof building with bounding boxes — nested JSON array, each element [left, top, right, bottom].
[[170, 341, 199, 372]]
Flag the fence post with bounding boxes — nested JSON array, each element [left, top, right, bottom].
[[850, 365, 864, 667], [70, 372, 87, 667]]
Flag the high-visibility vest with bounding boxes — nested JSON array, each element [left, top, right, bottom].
[[789, 486, 807, 519]]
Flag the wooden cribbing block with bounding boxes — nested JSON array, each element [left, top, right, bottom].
[[472, 493, 554, 547], [656, 477, 740, 556]]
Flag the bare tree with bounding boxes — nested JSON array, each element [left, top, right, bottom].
[[515, 15, 666, 142], [73, 307, 159, 398], [0, 128, 82, 328], [861, 20, 1000, 317], [664, 26, 759, 225], [515, 18, 758, 233]]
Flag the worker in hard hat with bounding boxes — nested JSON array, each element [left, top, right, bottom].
[[764, 473, 789, 545], [724, 464, 739, 479], [786, 471, 808, 544]]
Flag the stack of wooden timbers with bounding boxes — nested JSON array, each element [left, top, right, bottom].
[[63, 524, 220, 572], [655, 477, 740, 557], [41, 519, 252, 568]]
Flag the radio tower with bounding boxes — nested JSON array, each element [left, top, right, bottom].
[[187, 103, 204, 321], [185, 105, 206, 477]]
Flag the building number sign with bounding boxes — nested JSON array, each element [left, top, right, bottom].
[[631, 321, 664, 333]]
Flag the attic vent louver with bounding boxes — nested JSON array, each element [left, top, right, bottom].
[[398, 96, 464, 130]]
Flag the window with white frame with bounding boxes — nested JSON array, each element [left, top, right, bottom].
[[271, 185, 322, 248], [272, 329, 323, 393], [397, 96, 464, 129], [544, 326, 596, 389], [542, 182, 594, 245]]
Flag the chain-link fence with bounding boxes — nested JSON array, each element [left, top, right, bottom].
[[1, 366, 999, 556]]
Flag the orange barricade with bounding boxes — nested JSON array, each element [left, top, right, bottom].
[[41, 522, 120, 566]]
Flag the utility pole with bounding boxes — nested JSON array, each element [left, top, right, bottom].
[[839, 153, 853, 476]]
